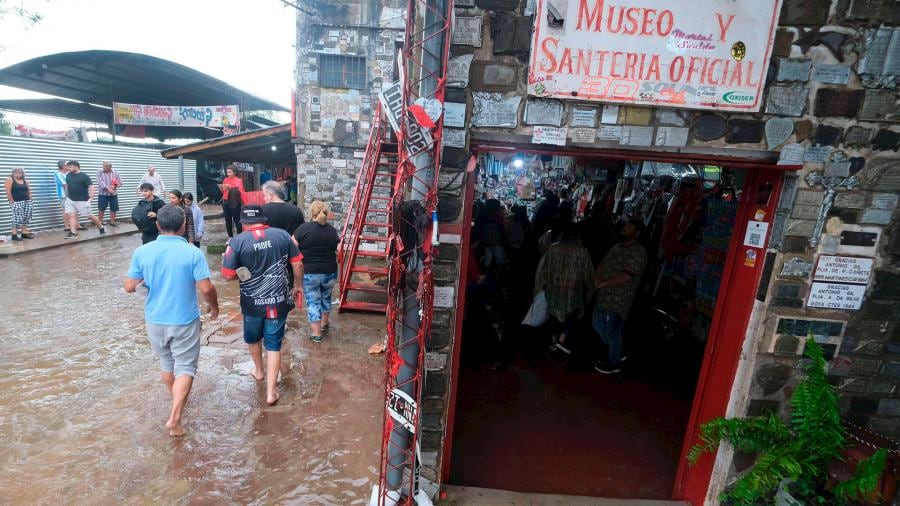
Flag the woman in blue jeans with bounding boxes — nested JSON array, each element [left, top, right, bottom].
[[292, 200, 340, 343]]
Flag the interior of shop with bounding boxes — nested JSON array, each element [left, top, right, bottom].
[[448, 150, 749, 499]]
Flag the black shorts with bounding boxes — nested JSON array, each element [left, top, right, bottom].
[[98, 195, 120, 212]]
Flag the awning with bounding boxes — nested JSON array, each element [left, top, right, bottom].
[[160, 124, 294, 164]]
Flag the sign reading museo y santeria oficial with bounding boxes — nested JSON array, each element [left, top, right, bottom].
[[528, 0, 783, 111], [113, 102, 240, 128]]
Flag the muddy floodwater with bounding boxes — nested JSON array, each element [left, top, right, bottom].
[[0, 221, 385, 504]]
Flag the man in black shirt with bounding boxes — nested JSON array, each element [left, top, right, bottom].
[[64, 160, 105, 239], [261, 180, 304, 235]]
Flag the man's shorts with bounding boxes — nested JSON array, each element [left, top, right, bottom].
[[64, 199, 91, 216], [146, 318, 201, 377], [59, 198, 68, 213], [243, 315, 287, 352], [98, 194, 119, 212]]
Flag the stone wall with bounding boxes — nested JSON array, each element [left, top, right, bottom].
[[420, 0, 900, 491], [293, 0, 405, 220]]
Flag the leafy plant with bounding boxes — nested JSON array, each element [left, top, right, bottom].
[[688, 339, 888, 504]]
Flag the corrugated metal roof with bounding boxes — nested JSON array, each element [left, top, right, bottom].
[[0, 98, 112, 124], [161, 124, 295, 164], [0, 50, 288, 112]]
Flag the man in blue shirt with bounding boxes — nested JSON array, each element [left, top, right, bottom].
[[124, 205, 219, 437], [54, 160, 70, 230]]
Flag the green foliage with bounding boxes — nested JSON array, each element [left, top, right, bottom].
[[688, 339, 887, 505], [0, 117, 11, 136]]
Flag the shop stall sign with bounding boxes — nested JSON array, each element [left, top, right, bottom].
[[113, 102, 239, 127], [528, 0, 783, 111], [387, 388, 417, 434]]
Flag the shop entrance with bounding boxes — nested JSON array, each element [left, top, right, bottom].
[[442, 147, 784, 501]]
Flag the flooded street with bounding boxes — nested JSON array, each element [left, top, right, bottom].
[[0, 221, 386, 504]]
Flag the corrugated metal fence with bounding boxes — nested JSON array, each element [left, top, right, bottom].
[[0, 136, 196, 232]]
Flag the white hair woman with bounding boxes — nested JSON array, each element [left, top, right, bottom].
[[292, 200, 340, 343], [5, 168, 34, 241]]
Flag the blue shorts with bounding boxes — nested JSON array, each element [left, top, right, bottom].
[[98, 194, 119, 212], [243, 315, 287, 351], [302, 272, 337, 323]]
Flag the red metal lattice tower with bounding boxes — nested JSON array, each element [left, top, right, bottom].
[[376, 0, 453, 502]]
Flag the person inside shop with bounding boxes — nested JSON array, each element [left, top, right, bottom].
[[473, 198, 507, 270], [538, 201, 574, 256], [535, 222, 595, 356], [531, 190, 559, 238], [592, 218, 648, 374]]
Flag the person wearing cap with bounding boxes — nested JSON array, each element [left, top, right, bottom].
[[222, 205, 302, 406], [591, 218, 648, 375]]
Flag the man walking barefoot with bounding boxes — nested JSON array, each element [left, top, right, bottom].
[[222, 205, 302, 405], [124, 205, 219, 436]]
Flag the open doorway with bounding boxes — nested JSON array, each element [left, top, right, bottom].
[[445, 148, 776, 500]]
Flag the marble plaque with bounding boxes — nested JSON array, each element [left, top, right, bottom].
[[766, 85, 809, 117], [825, 151, 851, 177], [443, 127, 466, 148], [524, 99, 565, 126], [472, 93, 520, 128], [858, 28, 900, 88], [693, 114, 727, 140], [777, 58, 812, 82], [872, 192, 899, 209], [569, 128, 596, 143], [778, 143, 806, 165], [600, 105, 620, 124], [782, 257, 814, 278], [813, 64, 851, 84], [619, 106, 652, 125], [859, 209, 894, 225], [452, 17, 483, 47], [835, 192, 867, 208], [794, 119, 813, 141], [804, 145, 833, 163], [443, 102, 467, 128], [814, 89, 866, 117], [619, 126, 654, 146], [447, 54, 474, 88], [843, 126, 873, 147], [598, 125, 622, 141], [725, 119, 764, 143], [570, 107, 597, 127], [858, 90, 898, 122], [766, 118, 794, 149], [656, 109, 688, 126], [655, 126, 689, 147]]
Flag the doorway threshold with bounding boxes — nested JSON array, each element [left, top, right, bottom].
[[440, 485, 690, 505]]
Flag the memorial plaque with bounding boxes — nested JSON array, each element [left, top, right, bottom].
[[766, 118, 794, 149], [835, 192, 867, 208], [804, 145, 833, 163], [859, 209, 893, 225], [859, 90, 898, 122], [807, 282, 866, 310], [794, 120, 813, 141], [447, 54, 474, 88], [656, 109, 688, 126], [766, 85, 809, 117], [777, 58, 812, 82], [849, 0, 895, 21], [472, 92, 520, 128], [725, 119, 764, 144], [443, 102, 467, 128], [857, 28, 900, 88], [786, 219, 816, 236], [782, 257, 814, 278], [492, 13, 517, 54], [813, 125, 843, 146], [479, 64, 518, 88], [872, 192, 899, 209], [619, 106, 652, 126], [813, 64, 852, 84], [524, 99, 565, 127], [598, 125, 622, 141], [825, 150, 851, 177], [532, 126, 567, 146], [814, 89, 865, 117], [452, 17, 483, 47], [884, 361, 900, 379], [693, 114, 727, 140], [841, 231, 878, 247], [655, 127, 689, 147], [778, 143, 806, 165], [569, 128, 596, 144], [443, 127, 467, 148], [796, 189, 825, 206], [843, 126, 873, 147], [619, 126, 654, 146], [872, 130, 900, 151], [792, 204, 821, 220], [780, 0, 830, 25], [600, 105, 620, 124], [814, 255, 874, 284], [570, 107, 597, 127]]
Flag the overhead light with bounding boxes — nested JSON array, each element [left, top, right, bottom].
[[271, 145, 277, 151], [513, 159, 523, 168]]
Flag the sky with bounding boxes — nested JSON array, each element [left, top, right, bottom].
[[0, 0, 296, 131]]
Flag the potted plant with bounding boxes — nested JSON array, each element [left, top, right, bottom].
[[688, 339, 888, 505]]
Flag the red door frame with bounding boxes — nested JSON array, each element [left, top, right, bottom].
[[439, 145, 790, 504]]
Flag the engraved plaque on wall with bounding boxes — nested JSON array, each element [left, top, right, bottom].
[[857, 28, 900, 88], [813, 64, 852, 85], [524, 99, 565, 127], [447, 54, 474, 88], [766, 85, 809, 117], [452, 16, 483, 47], [570, 107, 598, 127], [472, 93, 521, 128], [858, 90, 899, 122], [777, 58, 812, 82]]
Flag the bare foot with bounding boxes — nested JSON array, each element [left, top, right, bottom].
[[165, 419, 185, 437], [251, 368, 264, 381], [266, 391, 280, 406]]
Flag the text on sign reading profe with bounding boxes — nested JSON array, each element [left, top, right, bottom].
[[538, 1, 758, 87]]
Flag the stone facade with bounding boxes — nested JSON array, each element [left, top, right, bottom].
[[293, 0, 405, 221]]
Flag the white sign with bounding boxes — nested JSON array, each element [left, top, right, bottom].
[[443, 128, 467, 148], [444, 102, 467, 128], [813, 255, 874, 284], [472, 93, 521, 128], [438, 233, 462, 244], [601, 105, 620, 124], [447, 54, 475, 88], [743, 220, 770, 248], [807, 282, 866, 310], [113, 102, 240, 127], [387, 388, 417, 433], [452, 16, 483, 47], [434, 286, 455, 308], [532, 126, 568, 145], [598, 125, 622, 140], [571, 107, 598, 127], [527, 0, 783, 111], [570, 127, 596, 143]]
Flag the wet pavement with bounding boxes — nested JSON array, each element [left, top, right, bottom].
[[0, 219, 387, 504]]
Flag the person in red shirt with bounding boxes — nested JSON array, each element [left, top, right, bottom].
[[218, 165, 246, 237]]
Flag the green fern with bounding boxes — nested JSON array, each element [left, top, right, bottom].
[[687, 339, 887, 505]]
